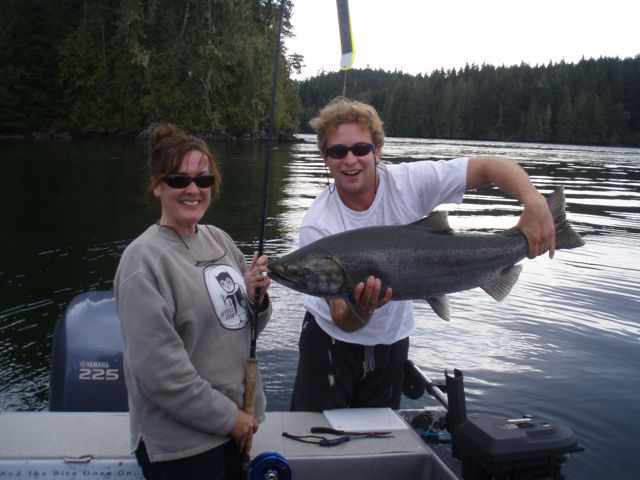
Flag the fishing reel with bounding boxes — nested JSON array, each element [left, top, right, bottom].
[[250, 451, 292, 480]]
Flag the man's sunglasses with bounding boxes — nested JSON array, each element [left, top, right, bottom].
[[324, 142, 375, 159], [162, 174, 216, 189]]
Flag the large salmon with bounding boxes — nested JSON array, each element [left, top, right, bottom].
[[268, 186, 584, 322]]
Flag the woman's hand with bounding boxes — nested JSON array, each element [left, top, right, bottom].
[[244, 252, 271, 308], [230, 408, 258, 454]]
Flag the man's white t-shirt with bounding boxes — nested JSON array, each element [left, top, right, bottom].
[[299, 157, 469, 346]]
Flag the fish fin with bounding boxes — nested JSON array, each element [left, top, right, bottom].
[[481, 264, 523, 301], [411, 211, 452, 233], [547, 186, 585, 250], [344, 295, 369, 326], [426, 296, 450, 321]]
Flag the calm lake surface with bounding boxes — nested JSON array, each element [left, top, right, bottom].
[[1, 135, 639, 478]]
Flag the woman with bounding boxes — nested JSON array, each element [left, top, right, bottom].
[[114, 124, 272, 480]]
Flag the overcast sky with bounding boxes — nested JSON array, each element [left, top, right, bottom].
[[286, 0, 639, 79]]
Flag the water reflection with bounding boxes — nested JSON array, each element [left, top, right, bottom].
[[1, 137, 639, 478]]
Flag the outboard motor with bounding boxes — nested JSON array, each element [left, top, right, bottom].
[[49, 290, 128, 412]]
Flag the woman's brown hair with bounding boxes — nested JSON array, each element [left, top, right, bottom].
[[146, 124, 222, 216]]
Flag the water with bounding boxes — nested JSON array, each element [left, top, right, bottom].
[[1, 136, 638, 478]]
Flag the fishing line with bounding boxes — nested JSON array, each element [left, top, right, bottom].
[[342, 69, 348, 96]]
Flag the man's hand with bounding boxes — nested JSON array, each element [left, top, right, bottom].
[[329, 276, 392, 332], [517, 192, 556, 259]]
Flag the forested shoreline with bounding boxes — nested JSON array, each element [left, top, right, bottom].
[[299, 58, 640, 147], [0, 0, 302, 138], [1, 1, 638, 146]]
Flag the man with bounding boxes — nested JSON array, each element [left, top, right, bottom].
[[289, 97, 555, 412]]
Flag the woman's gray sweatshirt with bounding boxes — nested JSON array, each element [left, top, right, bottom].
[[114, 224, 271, 462]]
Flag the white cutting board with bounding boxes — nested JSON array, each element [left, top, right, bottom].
[[323, 408, 408, 432]]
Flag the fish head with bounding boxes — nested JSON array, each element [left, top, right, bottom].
[[268, 252, 348, 297]]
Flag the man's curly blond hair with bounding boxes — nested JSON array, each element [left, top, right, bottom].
[[309, 97, 385, 154]]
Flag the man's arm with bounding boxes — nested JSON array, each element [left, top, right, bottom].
[[467, 156, 555, 259]]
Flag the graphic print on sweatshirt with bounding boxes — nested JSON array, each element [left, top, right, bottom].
[[204, 265, 249, 329]]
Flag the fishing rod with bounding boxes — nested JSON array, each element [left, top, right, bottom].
[[244, 1, 348, 474], [336, 0, 354, 95], [242, 0, 286, 476]]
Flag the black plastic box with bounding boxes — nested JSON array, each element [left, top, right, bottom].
[[455, 415, 583, 479]]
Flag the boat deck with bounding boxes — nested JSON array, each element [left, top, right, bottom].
[[254, 411, 457, 480], [0, 410, 458, 479]]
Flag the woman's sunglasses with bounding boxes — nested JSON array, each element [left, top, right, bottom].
[[162, 174, 216, 189], [324, 142, 375, 159]]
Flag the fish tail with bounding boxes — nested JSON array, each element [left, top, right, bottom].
[[548, 186, 585, 250]]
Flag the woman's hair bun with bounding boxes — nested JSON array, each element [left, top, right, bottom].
[[149, 123, 182, 150]]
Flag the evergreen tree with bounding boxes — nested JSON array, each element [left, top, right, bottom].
[[1, 0, 299, 136], [298, 57, 640, 147]]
